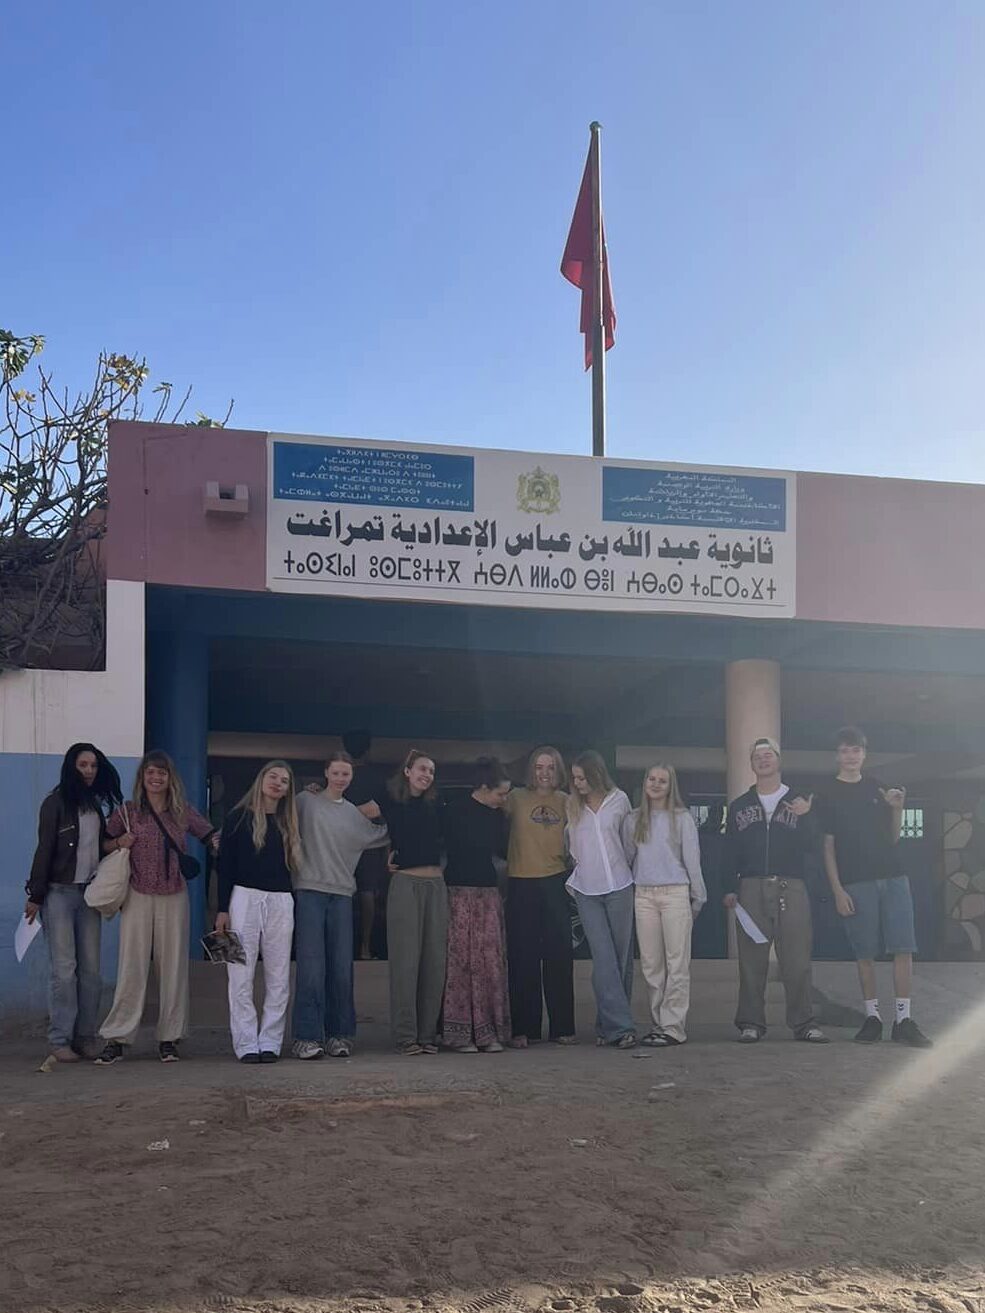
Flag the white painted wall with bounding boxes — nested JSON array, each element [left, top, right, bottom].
[[0, 580, 145, 757]]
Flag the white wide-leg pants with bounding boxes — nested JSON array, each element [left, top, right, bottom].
[[227, 887, 295, 1058]]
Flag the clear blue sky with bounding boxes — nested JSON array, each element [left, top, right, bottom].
[[6, 2, 985, 482]]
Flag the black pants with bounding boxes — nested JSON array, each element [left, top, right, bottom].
[[505, 874, 575, 1040]]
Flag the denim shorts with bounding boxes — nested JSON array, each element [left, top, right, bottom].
[[842, 875, 918, 960]]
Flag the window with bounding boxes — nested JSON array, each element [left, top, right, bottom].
[[900, 807, 924, 840]]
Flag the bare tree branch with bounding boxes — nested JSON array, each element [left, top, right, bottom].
[[0, 329, 232, 670]]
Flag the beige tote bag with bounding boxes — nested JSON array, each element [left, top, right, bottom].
[[84, 804, 132, 919]]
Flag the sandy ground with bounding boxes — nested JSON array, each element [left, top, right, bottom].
[[3, 961, 985, 1313]]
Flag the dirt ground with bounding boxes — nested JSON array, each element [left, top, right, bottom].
[[3, 962, 985, 1313]]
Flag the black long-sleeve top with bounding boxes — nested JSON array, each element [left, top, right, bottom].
[[216, 807, 293, 912], [443, 794, 508, 887], [379, 792, 444, 870]]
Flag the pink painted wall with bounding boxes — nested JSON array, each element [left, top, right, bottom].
[[107, 422, 267, 590], [107, 422, 985, 629], [796, 471, 985, 629]]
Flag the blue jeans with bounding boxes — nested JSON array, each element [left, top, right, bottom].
[[41, 884, 103, 1048], [842, 876, 918, 959], [292, 890, 355, 1043], [573, 885, 636, 1042]]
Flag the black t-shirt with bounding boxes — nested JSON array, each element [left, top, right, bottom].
[[817, 777, 902, 885], [443, 794, 508, 888]]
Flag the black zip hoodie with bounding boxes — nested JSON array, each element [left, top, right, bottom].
[[721, 784, 817, 894]]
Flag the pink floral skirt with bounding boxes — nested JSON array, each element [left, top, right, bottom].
[[441, 887, 511, 1048]]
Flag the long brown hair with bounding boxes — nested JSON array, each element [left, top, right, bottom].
[[133, 750, 187, 822], [566, 750, 615, 821], [633, 762, 687, 849], [234, 760, 302, 873], [524, 744, 568, 791], [387, 749, 438, 804]]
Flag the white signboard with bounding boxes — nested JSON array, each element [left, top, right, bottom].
[[266, 434, 796, 618]]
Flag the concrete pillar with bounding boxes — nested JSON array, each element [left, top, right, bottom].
[[146, 629, 210, 954], [725, 659, 781, 803], [724, 659, 781, 961]]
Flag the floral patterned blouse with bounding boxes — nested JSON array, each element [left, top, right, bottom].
[[106, 803, 214, 897]]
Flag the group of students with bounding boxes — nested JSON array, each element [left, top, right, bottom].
[[23, 724, 932, 1066]]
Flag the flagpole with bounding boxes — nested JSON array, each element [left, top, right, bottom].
[[589, 121, 606, 458]]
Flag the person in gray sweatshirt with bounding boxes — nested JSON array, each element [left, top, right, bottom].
[[622, 762, 706, 1047], [291, 751, 388, 1060]]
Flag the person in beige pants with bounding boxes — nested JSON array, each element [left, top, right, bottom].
[[622, 763, 707, 1046], [100, 888, 190, 1045], [95, 751, 217, 1064]]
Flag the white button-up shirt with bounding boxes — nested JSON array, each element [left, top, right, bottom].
[[565, 789, 633, 896]]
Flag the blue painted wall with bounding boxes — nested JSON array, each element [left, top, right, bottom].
[[1, 752, 141, 1027]]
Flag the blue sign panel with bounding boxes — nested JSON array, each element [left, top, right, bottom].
[[273, 442, 475, 511], [602, 466, 786, 531]]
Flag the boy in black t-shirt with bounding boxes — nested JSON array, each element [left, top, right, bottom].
[[819, 727, 932, 1048]]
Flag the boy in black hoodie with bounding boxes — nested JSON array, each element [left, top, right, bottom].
[[722, 737, 828, 1044]]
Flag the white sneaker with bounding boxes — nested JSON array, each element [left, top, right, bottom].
[[292, 1039, 325, 1060], [480, 1041, 504, 1053], [326, 1037, 352, 1058]]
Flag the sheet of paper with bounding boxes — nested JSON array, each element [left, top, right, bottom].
[[14, 915, 42, 963], [734, 902, 768, 945]]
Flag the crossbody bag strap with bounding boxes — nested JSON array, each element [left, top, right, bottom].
[[148, 804, 183, 858]]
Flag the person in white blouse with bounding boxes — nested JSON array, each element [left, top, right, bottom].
[[566, 751, 637, 1049], [622, 763, 706, 1047]]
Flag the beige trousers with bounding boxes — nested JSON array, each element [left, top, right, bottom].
[[735, 876, 816, 1037], [635, 883, 693, 1042], [99, 887, 190, 1045]]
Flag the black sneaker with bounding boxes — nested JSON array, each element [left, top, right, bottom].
[[240, 1052, 261, 1064], [854, 1015, 883, 1043], [95, 1040, 124, 1065], [159, 1041, 180, 1063], [259, 1051, 278, 1064], [892, 1018, 933, 1048]]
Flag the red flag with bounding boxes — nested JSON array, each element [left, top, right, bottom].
[[560, 139, 616, 370]]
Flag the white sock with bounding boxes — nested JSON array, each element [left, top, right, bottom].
[[895, 998, 911, 1021], [864, 1000, 881, 1019]]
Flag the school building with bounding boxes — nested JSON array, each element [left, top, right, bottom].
[[3, 419, 985, 1018]]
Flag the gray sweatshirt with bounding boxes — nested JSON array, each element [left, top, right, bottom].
[[621, 808, 707, 910], [294, 792, 389, 896]]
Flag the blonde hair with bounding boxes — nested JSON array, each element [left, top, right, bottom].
[[633, 762, 687, 849], [567, 750, 615, 821], [234, 760, 302, 874], [525, 745, 568, 792], [134, 750, 187, 823]]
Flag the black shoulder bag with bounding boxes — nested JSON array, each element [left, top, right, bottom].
[[148, 806, 203, 882]]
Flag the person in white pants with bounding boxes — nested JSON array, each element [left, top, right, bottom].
[[622, 763, 706, 1047], [214, 761, 301, 1064]]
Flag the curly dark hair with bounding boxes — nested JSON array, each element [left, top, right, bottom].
[[56, 742, 123, 814]]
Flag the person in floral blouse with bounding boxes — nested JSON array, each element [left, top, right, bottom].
[[95, 751, 217, 1064]]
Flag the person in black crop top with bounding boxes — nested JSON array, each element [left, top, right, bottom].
[[214, 761, 300, 1064], [440, 758, 512, 1052], [381, 751, 447, 1054]]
